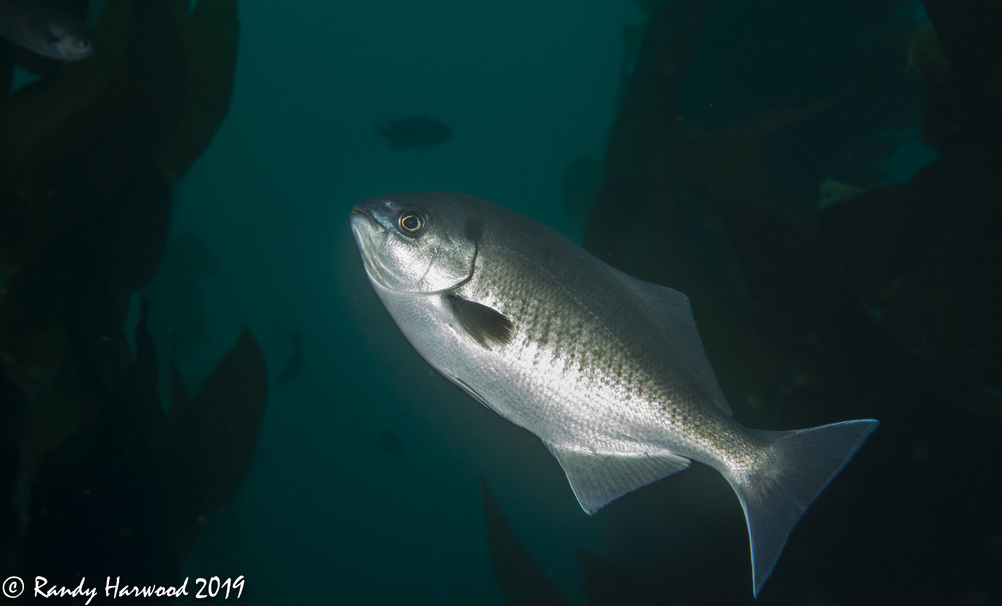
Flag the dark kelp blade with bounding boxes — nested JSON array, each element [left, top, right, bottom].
[[480, 477, 575, 606]]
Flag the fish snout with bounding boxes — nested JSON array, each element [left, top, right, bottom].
[[349, 206, 379, 232]]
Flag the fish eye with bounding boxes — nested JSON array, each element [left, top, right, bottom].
[[398, 211, 425, 235]]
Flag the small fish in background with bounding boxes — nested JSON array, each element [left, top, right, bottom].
[[349, 191, 879, 597], [375, 115, 451, 150], [0, 0, 95, 61]]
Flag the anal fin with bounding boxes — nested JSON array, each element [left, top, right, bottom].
[[546, 443, 690, 514]]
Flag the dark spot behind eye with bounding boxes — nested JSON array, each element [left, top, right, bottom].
[[464, 219, 482, 243]]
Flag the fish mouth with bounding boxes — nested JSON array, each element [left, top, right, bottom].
[[350, 205, 373, 221], [349, 206, 389, 286]]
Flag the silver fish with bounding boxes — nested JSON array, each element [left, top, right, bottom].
[[349, 191, 878, 597], [0, 0, 95, 61]]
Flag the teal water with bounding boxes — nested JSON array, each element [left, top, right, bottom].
[[157, 1, 640, 603], [5, 0, 1000, 604]]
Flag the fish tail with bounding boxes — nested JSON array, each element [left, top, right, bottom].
[[725, 419, 879, 597]]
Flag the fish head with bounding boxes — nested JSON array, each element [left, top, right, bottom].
[[349, 192, 480, 294], [45, 24, 96, 60]]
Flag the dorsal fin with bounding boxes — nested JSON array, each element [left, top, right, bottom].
[[623, 278, 732, 415]]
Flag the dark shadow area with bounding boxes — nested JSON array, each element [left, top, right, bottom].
[[0, 0, 264, 592], [485, 0, 1001, 604]]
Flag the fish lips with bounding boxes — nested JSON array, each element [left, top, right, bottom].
[[349, 207, 387, 286]]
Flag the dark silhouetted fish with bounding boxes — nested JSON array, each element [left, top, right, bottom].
[[376, 116, 451, 150], [0, 0, 94, 61]]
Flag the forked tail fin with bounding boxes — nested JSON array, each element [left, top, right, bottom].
[[724, 419, 879, 597]]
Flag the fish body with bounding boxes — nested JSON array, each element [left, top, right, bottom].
[[349, 191, 878, 596], [375, 116, 451, 149], [0, 0, 94, 61]]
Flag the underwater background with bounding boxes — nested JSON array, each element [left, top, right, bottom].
[[1, 0, 1000, 604]]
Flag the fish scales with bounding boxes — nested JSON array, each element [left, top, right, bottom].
[[458, 223, 739, 460], [349, 191, 878, 597]]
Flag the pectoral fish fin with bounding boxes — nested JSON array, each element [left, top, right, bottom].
[[447, 294, 515, 349], [546, 443, 690, 515], [624, 279, 732, 416]]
